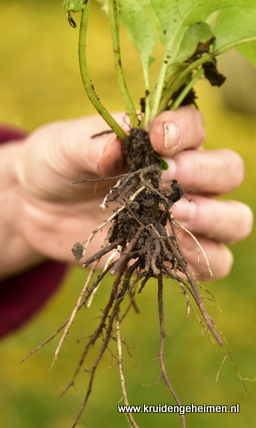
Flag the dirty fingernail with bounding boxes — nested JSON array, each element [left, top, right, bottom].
[[163, 122, 181, 150]]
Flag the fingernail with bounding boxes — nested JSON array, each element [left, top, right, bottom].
[[163, 122, 181, 150]]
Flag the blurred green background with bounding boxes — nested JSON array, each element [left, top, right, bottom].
[[1, 1, 256, 428]]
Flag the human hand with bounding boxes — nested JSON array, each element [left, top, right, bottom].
[[14, 107, 253, 280], [150, 107, 253, 280]]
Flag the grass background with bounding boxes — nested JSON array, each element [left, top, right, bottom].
[[1, 1, 256, 427]]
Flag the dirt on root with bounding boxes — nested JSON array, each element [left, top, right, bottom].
[[21, 127, 225, 428], [64, 127, 224, 427]]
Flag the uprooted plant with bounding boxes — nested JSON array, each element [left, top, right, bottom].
[[24, 1, 256, 427]]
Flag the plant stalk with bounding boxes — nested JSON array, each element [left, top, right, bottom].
[[78, 0, 126, 140], [170, 67, 204, 110], [108, 0, 137, 127]]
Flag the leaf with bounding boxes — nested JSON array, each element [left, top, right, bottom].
[[151, 0, 256, 40], [149, 0, 256, 119], [119, 0, 156, 84], [184, 0, 256, 25], [153, 152, 169, 170], [238, 40, 256, 68], [150, 0, 181, 43], [174, 22, 215, 63], [63, 0, 86, 12], [214, 7, 256, 67], [63, 0, 87, 27]]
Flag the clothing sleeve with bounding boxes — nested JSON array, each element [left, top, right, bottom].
[[0, 125, 68, 338]]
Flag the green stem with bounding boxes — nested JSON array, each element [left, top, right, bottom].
[[170, 67, 204, 110], [214, 36, 256, 57], [108, 0, 137, 127], [148, 26, 187, 123], [150, 32, 256, 120], [78, 0, 126, 140], [190, 36, 256, 73], [140, 63, 152, 129]]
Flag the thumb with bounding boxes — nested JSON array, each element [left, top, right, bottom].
[[49, 115, 127, 179], [148, 106, 205, 156], [86, 131, 126, 177]]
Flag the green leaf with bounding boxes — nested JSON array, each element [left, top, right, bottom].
[[174, 22, 215, 63], [63, 0, 87, 27], [184, 0, 256, 25], [119, 0, 156, 86], [153, 152, 169, 170], [214, 7, 256, 66], [238, 40, 256, 68], [150, 0, 181, 43], [149, 0, 256, 120], [119, 0, 156, 62], [63, 0, 86, 12], [151, 0, 256, 52]]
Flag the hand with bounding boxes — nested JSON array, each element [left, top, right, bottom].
[[13, 108, 252, 280], [149, 107, 253, 280]]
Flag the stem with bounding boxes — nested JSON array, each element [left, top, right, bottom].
[[151, 35, 256, 116], [183, 35, 256, 80], [170, 67, 204, 110], [214, 35, 256, 57], [176, 35, 256, 97], [140, 64, 152, 129], [78, 1, 126, 140], [108, 0, 137, 127], [149, 24, 187, 122]]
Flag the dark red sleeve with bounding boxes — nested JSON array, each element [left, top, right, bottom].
[[0, 125, 68, 338]]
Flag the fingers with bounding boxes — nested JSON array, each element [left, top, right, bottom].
[[172, 196, 253, 244], [179, 232, 234, 281], [149, 106, 205, 155], [161, 149, 244, 196], [172, 195, 253, 280], [57, 114, 127, 178], [33, 108, 205, 181]]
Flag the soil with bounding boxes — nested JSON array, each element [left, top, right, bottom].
[[75, 128, 223, 345]]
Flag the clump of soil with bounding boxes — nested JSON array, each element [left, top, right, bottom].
[[74, 128, 223, 344]]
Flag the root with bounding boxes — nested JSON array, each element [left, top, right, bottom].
[[157, 275, 187, 428], [64, 128, 224, 425], [51, 259, 100, 368], [23, 127, 227, 427], [116, 313, 140, 428], [174, 219, 213, 278]]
